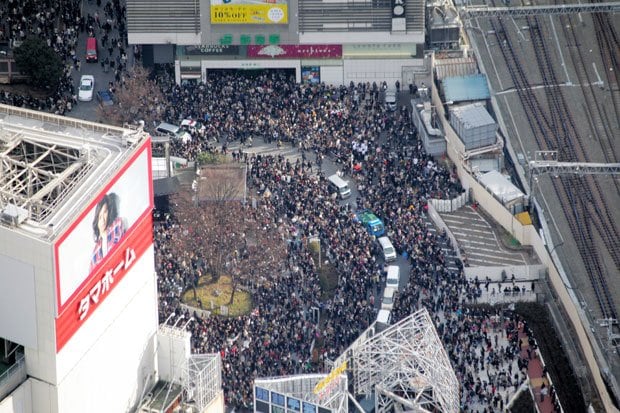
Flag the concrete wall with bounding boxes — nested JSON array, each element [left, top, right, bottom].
[[431, 84, 619, 412], [0, 380, 32, 413]]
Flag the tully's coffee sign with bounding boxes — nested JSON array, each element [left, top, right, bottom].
[[184, 45, 241, 56], [392, 0, 405, 18]]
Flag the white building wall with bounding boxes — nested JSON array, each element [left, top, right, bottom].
[[299, 32, 424, 45], [320, 66, 344, 85], [128, 32, 201, 45], [55, 247, 157, 413], [343, 58, 414, 86], [0, 228, 57, 385], [0, 378, 32, 413]]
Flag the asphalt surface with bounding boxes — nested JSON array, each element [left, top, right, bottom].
[[68, 0, 134, 122]]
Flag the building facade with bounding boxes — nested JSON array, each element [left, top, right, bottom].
[[0, 106, 157, 413], [127, 0, 427, 86]]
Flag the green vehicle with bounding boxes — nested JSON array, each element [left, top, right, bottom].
[[355, 210, 385, 237]]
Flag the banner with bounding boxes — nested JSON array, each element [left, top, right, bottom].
[[211, 0, 288, 24], [247, 44, 342, 58]]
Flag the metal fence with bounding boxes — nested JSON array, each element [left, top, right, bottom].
[[429, 191, 469, 213]]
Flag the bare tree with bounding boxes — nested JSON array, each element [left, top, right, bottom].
[[171, 182, 286, 307], [97, 65, 164, 126]]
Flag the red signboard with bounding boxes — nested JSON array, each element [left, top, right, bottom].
[[55, 214, 153, 351], [247, 44, 342, 58], [54, 139, 154, 352]]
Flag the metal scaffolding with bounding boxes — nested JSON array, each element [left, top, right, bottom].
[[528, 161, 620, 178], [183, 354, 223, 412], [460, 2, 620, 18], [0, 132, 94, 222], [331, 308, 459, 413]]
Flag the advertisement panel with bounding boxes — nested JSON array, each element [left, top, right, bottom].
[[210, 0, 288, 24], [247, 44, 342, 59], [54, 140, 153, 351], [302, 66, 320, 84]]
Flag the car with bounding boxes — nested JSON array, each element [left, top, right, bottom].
[[385, 90, 397, 111], [96, 90, 114, 106], [381, 287, 397, 311], [156, 122, 192, 143], [78, 75, 95, 101]]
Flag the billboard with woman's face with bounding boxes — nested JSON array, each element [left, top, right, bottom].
[[54, 142, 152, 315]]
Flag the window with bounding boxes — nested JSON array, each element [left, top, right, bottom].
[[287, 397, 300, 412], [272, 392, 285, 406]]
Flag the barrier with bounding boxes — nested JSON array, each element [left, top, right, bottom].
[[431, 84, 619, 412], [429, 192, 469, 213]]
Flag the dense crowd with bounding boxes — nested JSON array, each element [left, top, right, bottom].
[[0, 0, 127, 113], [149, 70, 555, 412]]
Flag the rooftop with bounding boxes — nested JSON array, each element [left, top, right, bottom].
[[442, 74, 490, 103], [450, 102, 496, 129], [0, 104, 149, 238]]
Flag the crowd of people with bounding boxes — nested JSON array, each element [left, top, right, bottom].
[[0, 0, 127, 114], [149, 70, 555, 412]]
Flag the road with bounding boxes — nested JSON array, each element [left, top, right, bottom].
[[68, 0, 134, 121]]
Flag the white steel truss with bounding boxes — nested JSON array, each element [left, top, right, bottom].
[[0, 134, 93, 222], [460, 2, 620, 19], [183, 354, 223, 412], [331, 308, 459, 413], [529, 161, 620, 177]]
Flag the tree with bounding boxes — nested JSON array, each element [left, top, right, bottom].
[[13, 37, 63, 90], [171, 176, 286, 307], [98, 65, 164, 126]]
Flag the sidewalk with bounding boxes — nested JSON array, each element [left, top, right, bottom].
[[518, 326, 558, 413]]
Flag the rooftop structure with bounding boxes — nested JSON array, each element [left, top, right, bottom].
[[449, 102, 497, 150], [0, 104, 148, 234], [442, 74, 490, 103], [258, 308, 459, 413]]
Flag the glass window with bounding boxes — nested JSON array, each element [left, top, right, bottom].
[[287, 397, 300, 412], [256, 387, 270, 402], [272, 392, 285, 406]]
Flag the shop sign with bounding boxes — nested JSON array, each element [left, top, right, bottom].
[[185, 45, 241, 56], [247, 44, 342, 58], [210, 1, 288, 25]]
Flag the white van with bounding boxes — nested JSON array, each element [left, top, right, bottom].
[[381, 287, 397, 311], [385, 90, 397, 111], [386, 265, 400, 289], [156, 122, 192, 143], [378, 236, 397, 262], [376, 309, 391, 331], [327, 174, 351, 199]]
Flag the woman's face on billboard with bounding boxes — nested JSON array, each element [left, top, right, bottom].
[[97, 203, 109, 237]]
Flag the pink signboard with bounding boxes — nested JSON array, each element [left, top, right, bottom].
[[247, 44, 342, 59]]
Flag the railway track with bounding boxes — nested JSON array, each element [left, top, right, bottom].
[[527, 17, 620, 270], [486, 7, 619, 320], [591, 2, 620, 126]]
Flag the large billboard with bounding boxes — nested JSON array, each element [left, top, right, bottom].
[[54, 140, 153, 351], [210, 0, 288, 24]]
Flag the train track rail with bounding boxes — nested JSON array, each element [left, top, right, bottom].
[[486, 6, 619, 319], [527, 17, 620, 270]]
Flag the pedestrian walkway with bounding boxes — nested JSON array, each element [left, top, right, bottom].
[[518, 326, 559, 413], [440, 206, 530, 267], [422, 214, 462, 274]]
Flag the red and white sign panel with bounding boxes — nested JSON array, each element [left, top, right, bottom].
[[247, 44, 342, 59], [54, 140, 153, 351]]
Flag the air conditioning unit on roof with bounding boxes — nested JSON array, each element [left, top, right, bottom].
[[1, 204, 29, 226]]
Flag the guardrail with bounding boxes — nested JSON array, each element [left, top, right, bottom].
[[0, 354, 26, 401]]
